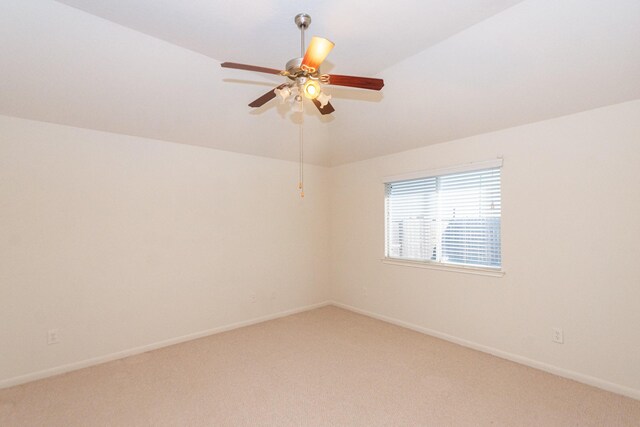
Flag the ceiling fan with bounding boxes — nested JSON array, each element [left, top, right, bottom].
[[220, 13, 384, 115]]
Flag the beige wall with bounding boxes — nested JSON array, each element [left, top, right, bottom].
[[0, 115, 330, 385], [329, 100, 640, 397], [2, 100, 640, 398]]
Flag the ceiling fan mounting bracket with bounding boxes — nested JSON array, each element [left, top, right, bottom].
[[294, 13, 312, 30]]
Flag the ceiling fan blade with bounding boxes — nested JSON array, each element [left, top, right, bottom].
[[311, 99, 335, 115], [248, 84, 287, 108], [221, 62, 283, 75], [325, 74, 384, 91], [301, 37, 335, 72]]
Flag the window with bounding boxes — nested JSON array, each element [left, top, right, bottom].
[[385, 162, 502, 270]]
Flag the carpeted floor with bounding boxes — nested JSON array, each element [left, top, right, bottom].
[[1, 306, 639, 426]]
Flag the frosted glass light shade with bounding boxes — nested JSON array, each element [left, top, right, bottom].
[[316, 91, 332, 108], [275, 86, 292, 102]]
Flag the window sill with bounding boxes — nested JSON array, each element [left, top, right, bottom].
[[381, 258, 505, 277]]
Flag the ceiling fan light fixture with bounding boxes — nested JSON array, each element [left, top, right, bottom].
[[303, 80, 321, 99], [301, 36, 334, 73], [316, 91, 332, 108], [276, 86, 292, 101]]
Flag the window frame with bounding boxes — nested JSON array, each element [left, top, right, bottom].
[[382, 159, 505, 277]]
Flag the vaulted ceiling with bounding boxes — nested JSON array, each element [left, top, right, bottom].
[[1, 1, 639, 165]]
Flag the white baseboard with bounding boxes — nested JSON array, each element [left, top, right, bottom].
[[0, 301, 332, 389], [330, 301, 640, 401], [4, 300, 638, 401]]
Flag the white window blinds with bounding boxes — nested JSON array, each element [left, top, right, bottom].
[[385, 166, 501, 269]]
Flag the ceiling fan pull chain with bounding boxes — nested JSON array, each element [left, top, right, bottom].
[[298, 119, 302, 190], [299, 100, 305, 198]]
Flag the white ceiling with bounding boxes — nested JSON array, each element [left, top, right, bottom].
[[54, 0, 523, 76], [1, 0, 639, 166]]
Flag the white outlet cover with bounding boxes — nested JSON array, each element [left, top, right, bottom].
[[47, 329, 60, 345], [552, 328, 564, 344]]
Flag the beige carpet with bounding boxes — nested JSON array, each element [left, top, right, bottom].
[[1, 306, 639, 426]]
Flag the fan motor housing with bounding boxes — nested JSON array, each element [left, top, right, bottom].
[[285, 57, 321, 82], [286, 57, 303, 74]]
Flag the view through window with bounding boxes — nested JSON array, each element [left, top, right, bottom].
[[385, 166, 501, 269]]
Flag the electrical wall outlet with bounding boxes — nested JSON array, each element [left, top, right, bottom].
[[47, 329, 60, 345], [552, 328, 564, 344]]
